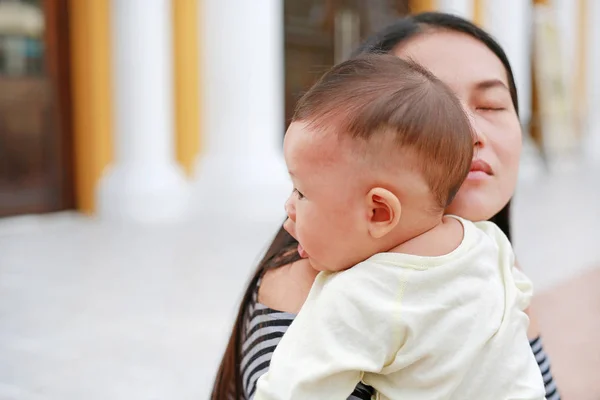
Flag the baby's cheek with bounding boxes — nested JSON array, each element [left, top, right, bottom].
[[296, 210, 320, 240]]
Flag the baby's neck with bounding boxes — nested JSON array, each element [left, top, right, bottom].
[[382, 214, 463, 258]]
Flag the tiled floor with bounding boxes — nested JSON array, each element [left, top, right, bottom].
[[515, 163, 600, 399], [0, 214, 282, 400], [0, 164, 598, 399], [532, 267, 600, 400]]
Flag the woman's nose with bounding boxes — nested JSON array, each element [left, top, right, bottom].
[[464, 106, 487, 148], [472, 119, 488, 148]]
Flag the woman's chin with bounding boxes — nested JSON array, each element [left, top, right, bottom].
[[445, 191, 501, 222]]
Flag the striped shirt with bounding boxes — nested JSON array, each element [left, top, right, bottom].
[[240, 280, 560, 400]]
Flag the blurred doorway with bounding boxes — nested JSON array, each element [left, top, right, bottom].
[[284, 0, 411, 129], [0, 0, 73, 217]]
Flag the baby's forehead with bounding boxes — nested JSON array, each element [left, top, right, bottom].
[[284, 121, 352, 170]]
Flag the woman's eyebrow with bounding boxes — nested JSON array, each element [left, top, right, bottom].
[[474, 78, 510, 93]]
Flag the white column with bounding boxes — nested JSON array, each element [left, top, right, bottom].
[[438, 0, 473, 20], [486, 0, 532, 124], [486, 0, 536, 178], [98, 0, 190, 223], [585, 0, 600, 166], [437, 0, 532, 122], [194, 0, 290, 221]]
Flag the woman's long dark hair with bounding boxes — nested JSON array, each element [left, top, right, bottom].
[[211, 12, 518, 399]]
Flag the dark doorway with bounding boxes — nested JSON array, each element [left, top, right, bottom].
[[0, 0, 74, 217], [284, 0, 411, 130]]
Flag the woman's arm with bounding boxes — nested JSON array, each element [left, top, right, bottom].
[[258, 258, 318, 313], [525, 304, 541, 339]]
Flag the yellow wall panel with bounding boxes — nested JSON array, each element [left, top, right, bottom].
[[69, 0, 113, 213], [408, 0, 437, 14], [173, 0, 201, 176]]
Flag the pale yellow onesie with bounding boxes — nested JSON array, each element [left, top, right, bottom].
[[255, 217, 546, 400]]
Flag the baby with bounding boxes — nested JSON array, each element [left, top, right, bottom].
[[255, 55, 545, 399]]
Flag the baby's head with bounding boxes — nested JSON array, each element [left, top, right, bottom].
[[283, 54, 473, 272]]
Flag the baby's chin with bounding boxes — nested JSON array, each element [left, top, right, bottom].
[[309, 258, 354, 273], [307, 257, 333, 273]]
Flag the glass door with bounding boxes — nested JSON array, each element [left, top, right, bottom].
[[284, 0, 410, 129], [0, 0, 73, 216]]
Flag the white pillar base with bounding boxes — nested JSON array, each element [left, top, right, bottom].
[[193, 152, 291, 222], [583, 124, 600, 167], [518, 134, 545, 182], [101, 0, 188, 224], [97, 162, 190, 224]]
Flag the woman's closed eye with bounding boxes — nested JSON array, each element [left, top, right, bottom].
[[293, 188, 305, 199], [474, 95, 510, 112], [476, 104, 506, 112]]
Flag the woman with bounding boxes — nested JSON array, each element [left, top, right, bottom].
[[212, 12, 560, 400]]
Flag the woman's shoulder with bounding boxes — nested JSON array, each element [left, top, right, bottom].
[[258, 258, 319, 314]]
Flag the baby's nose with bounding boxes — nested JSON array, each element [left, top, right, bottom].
[[284, 197, 296, 221]]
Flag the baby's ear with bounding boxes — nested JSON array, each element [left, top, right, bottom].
[[365, 187, 401, 239]]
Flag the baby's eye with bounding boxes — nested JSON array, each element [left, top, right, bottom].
[[293, 188, 305, 199]]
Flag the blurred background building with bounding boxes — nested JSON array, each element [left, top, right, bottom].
[[0, 1, 598, 399], [0, 0, 598, 222]]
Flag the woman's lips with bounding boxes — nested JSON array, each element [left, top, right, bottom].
[[467, 159, 493, 180]]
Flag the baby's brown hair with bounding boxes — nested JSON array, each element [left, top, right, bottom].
[[293, 54, 474, 209]]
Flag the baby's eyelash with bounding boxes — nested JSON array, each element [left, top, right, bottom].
[[293, 188, 305, 199]]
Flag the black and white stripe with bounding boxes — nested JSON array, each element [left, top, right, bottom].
[[241, 304, 294, 399], [530, 336, 561, 400]]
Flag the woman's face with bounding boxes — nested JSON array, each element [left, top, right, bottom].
[[393, 30, 522, 222]]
